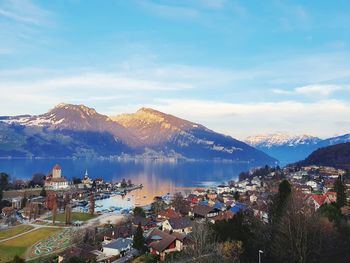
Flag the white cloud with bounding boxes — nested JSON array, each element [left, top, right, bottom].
[[136, 99, 350, 139], [0, 0, 52, 26], [295, 84, 349, 96]]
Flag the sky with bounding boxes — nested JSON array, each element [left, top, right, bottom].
[[1, 0, 350, 139]]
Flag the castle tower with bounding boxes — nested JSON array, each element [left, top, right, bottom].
[[52, 164, 62, 178]]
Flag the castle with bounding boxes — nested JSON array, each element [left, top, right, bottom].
[[44, 164, 69, 190]]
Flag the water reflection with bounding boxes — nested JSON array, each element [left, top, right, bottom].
[[0, 159, 255, 207]]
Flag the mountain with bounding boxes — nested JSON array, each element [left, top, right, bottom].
[[297, 142, 350, 169], [111, 108, 276, 164], [245, 133, 322, 164], [1, 103, 139, 147], [245, 133, 350, 164], [0, 104, 276, 165]]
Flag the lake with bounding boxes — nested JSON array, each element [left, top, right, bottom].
[[0, 158, 255, 207]]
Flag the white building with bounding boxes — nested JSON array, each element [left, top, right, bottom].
[[102, 238, 133, 257], [44, 164, 69, 190]]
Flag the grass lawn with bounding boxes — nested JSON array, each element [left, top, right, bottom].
[[0, 228, 61, 263], [46, 212, 97, 222], [0, 225, 34, 240]]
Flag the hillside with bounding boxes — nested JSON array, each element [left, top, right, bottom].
[[297, 142, 350, 169], [0, 104, 276, 165]]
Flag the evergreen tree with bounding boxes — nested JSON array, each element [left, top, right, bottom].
[[133, 207, 146, 217], [40, 186, 47, 197], [133, 223, 146, 253], [269, 180, 291, 225], [334, 175, 347, 208], [0, 172, 9, 204]]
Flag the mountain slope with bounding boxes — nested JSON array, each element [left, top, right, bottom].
[[2, 103, 140, 147], [0, 104, 276, 164], [297, 142, 350, 169], [112, 108, 276, 165], [245, 133, 321, 164]]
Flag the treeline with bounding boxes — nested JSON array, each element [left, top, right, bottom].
[[297, 142, 350, 169]]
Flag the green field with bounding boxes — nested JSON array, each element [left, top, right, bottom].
[[0, 228, 61, 263], [0, 225, 34, 240], [46, 212, 96, 222]]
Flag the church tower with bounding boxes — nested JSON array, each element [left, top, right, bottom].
[[52, 164, 62, 178]]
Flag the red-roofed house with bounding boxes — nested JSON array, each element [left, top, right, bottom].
[[158, 209, 181, 221], [307, 194, 332, 210]]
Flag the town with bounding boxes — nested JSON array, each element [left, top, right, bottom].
[[0, 163, 349, 263]]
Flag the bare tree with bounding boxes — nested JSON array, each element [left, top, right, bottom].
[[171, 192, 187, 212], [184, 221, 218, 262], [272, 191, 324, 263]]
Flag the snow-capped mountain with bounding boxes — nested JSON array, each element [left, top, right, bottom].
[[246, 133, 321, 148], [245, 133, 350, 164], [1, 103, 139, 147], [0, 103, 276, 165]]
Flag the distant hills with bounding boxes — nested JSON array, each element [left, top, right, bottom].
[[0, 103, 276, 165], [297, 142, 350, 169], [245, 133, 350, 164]]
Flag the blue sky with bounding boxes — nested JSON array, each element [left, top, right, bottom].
[[1, 0, 350, 139]]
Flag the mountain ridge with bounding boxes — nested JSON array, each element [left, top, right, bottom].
[[0, 103, 276, 165], [245, 132, 350, 164]]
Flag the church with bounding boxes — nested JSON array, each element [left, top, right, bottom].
[[44, 164, 69, 190]]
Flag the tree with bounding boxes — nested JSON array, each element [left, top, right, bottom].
[[271, 191, 325, 263], [72, 177, 82, 184], [185, 221, 217, 260], [133, 206, 146, 218], [234, 191, 240, 201], [171, 192, 187, 212], [40, 186, 47, 197], [127, 179, 132, 187], [334, 176, 347, 208], [29, 173, 45, 187], [121, 178, 127, 188], [151, 197, 166, 214], [11, 255, 25, 263], [0, 172, 9, 204], [217, 241, 244, 263], [318, 203, 343, 223], [269, 180, 291, 225], [133, 223, 146, 253]]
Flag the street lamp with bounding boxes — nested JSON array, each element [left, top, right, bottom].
[[258, 250, 264, 263]]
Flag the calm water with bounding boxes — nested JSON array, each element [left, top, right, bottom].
[[0, 159, 254, 206]]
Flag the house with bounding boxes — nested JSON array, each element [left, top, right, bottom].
[[132, 216, 155, 230], [191, 205, 219, 219], [187, 194, 200, 205], [1, 207, 15, 217], [212, 201, 226, 211], [146, 228, 184, 261], [11, 197, 23, 209], [162, 217, 192, 234], [211, 211, 234, 223], [217, 185, 231, 194], [252, 203, 269, 223], [229, 203, 247, 214], [307, 194, 332, 210], [102, 238, 133, 258], [158, 209, 181, 221], [325, 192, 337, 203]]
